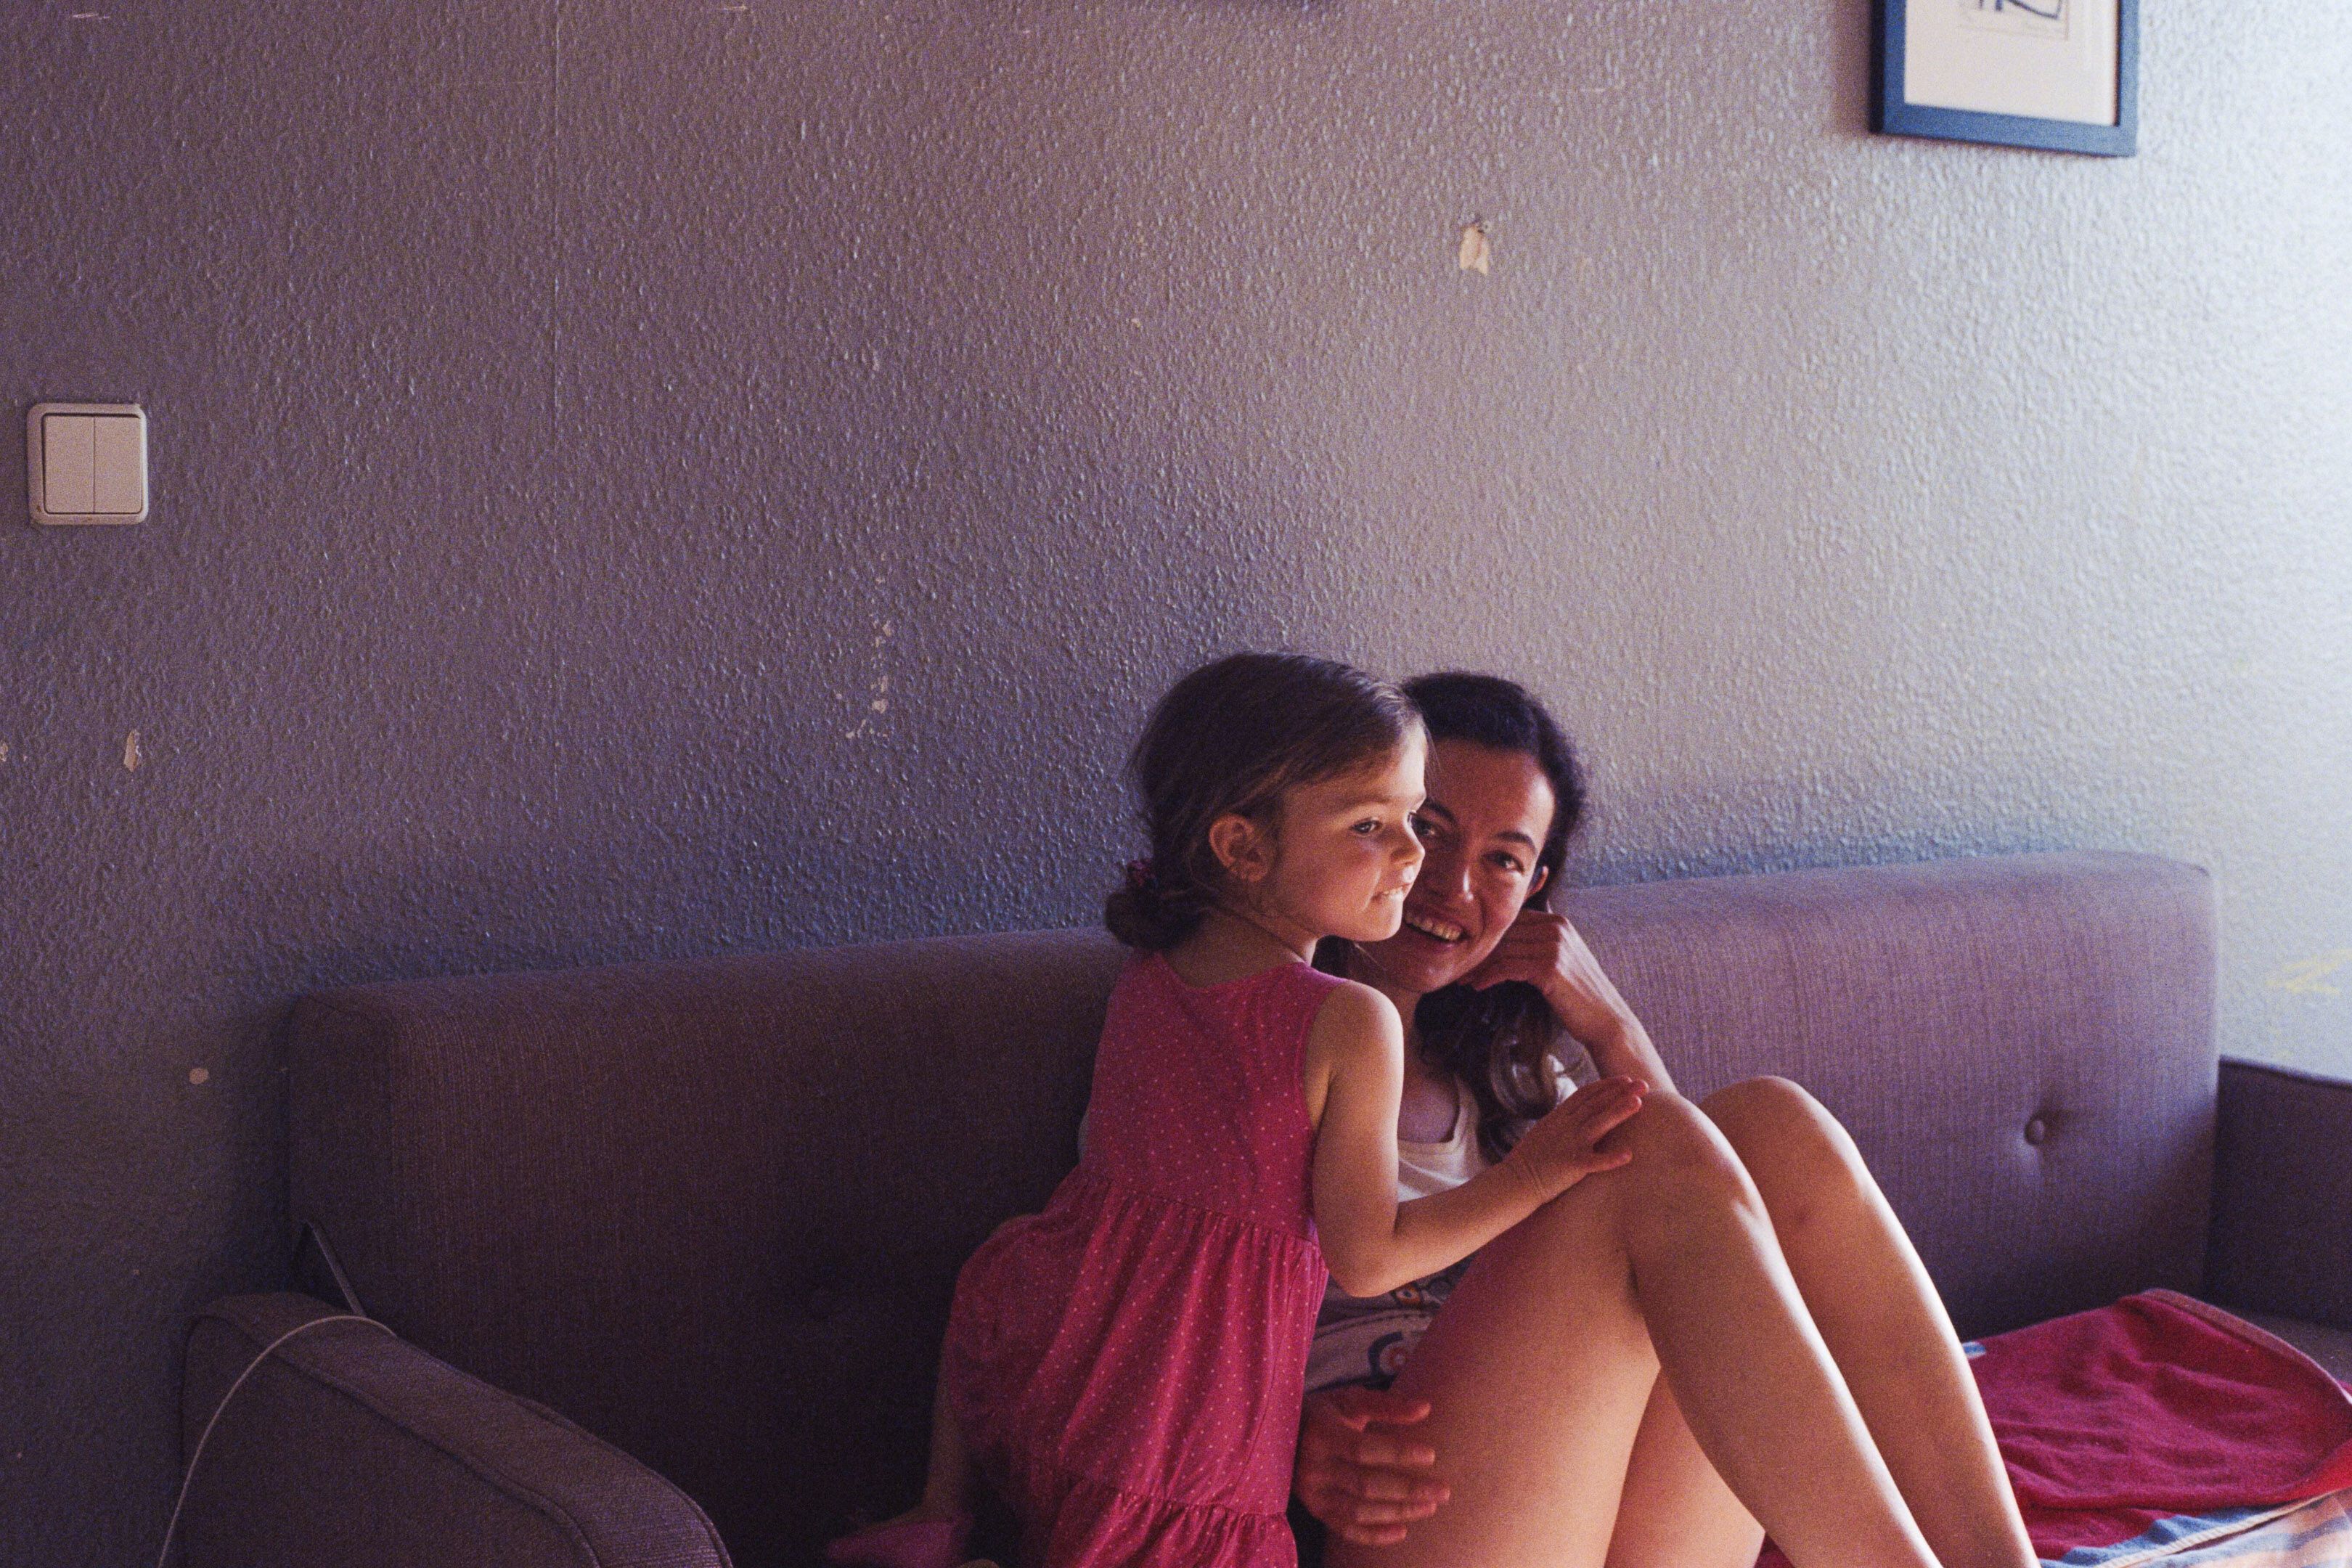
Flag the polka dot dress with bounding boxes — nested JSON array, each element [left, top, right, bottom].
[[942, 951, 1342, 1568]]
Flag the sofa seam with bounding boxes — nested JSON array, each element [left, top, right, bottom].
[[193, 1301, 728, 1567]]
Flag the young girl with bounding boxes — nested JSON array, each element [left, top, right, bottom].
[[828, 652, 1648, 1568]]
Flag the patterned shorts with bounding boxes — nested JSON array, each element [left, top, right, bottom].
[[1303, 1258, 1471, 1396]]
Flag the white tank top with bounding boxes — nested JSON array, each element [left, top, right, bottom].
[[1305, 1044, 1599, 1394]]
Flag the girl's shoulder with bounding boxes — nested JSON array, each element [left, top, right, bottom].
[[1301, 976, 1403, 1062]]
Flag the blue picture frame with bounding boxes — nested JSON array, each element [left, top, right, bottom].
[[1874, 0, 2137, 158]]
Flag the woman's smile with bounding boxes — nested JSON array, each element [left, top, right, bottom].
[[1350, 739, 1557, 1000], [1400, 905, 1471, 944]]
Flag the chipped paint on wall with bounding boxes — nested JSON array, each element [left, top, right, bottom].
[[1456, 220, 1492, 275], [845, 619, 896, 740]]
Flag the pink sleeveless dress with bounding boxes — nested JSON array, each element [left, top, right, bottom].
[[941, 951, 1341, 1568]]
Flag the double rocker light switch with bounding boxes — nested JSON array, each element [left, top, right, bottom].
[[28, 402, 148, 526]]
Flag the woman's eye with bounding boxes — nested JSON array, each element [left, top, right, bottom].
[[1489, 853, 1526, 875], [1352, 820, 1381, 836]]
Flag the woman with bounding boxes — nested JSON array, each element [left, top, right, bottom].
[[1291, 672, 2035, 1568]]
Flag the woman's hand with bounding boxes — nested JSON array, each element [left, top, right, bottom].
[[1465, 907, 1641, 1050], [1294, 1386, 1451, 1546], [1500, 1075, 1647, 1201], [1466, 908, 1676, 1091]]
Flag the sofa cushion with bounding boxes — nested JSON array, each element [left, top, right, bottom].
[[292, 926, 1124, 1568]]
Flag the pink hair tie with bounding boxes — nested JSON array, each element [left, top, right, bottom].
[[1124, 857, 1159, 891]]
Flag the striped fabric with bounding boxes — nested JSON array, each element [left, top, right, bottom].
[[2046, 1492, 2352, 1568]]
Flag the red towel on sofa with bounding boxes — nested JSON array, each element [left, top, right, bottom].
[[1757, 1290, 2352, 1567], [1981, 1291, 2352, 1527]]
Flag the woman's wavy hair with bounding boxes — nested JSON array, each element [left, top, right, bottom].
[[1105, 653, 1424, 951], [1396, 671, 1589, 1165]]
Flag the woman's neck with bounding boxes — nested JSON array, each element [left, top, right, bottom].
[[1340, 947, 1464, 1141], [1341, 945, 1429, 1051]]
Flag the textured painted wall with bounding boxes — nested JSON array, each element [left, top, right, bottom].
[[4, 0, 2348, 1558]]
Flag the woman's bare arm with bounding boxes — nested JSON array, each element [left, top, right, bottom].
[[1467, 908, 1677, 1094]]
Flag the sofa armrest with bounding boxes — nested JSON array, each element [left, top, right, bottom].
[[179, 1292, 730, 1568], [2207, 1058, 2352, 1334]]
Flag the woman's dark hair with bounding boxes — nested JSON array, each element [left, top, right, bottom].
[[1105, 653, 1424, 950], [1402, 671, 1589, 1165]]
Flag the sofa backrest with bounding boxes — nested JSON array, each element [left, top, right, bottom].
[[288, 849, 2214, 1568]]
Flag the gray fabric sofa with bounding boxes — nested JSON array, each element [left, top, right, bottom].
[[179, 850, 2352, 1567]]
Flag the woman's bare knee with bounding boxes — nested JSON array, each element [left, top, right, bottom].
[[1610, 1091, 1755, 1188], [1583, 1092, 1768, 1254], [1700, 1077, 1868, 1234], [1702, 1076, 1838, 1148]]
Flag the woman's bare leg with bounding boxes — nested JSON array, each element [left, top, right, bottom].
[[1328, 1093, 1938, 1568], [1326, 1130, 1667, 1568], [1702, 1077, 2035, 1568], [1603, 1373, 1764, 1568]]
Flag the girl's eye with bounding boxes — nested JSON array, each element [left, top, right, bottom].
[[1352, 820, 1383, 836], [1489, 853, 1526, 875]]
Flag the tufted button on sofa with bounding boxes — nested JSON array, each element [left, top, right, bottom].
[[175, 852, 2352, 1567]]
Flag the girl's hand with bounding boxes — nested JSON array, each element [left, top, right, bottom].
[[1294, 1386, 1450, 1546], [1500, 1075, 1646, 1202], [1466, 908, 1644, 1052]]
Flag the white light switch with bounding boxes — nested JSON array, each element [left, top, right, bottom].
[[91, 416, 144, 514], [43, 415, 96, 514], [28, 402, 147, 526]]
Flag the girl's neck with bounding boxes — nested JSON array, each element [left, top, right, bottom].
[[1163, 907, 1315, 988]]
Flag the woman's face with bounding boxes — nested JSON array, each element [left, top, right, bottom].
[[1352, 738, 1555, 999]]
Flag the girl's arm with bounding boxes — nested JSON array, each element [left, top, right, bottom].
[[1304, 982, 1646, 1299], [1466, 909, 1677, 1094]]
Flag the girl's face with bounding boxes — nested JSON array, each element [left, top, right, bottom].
[[1223, 736, 1429, 947], [1354, 739, 1556, 998]]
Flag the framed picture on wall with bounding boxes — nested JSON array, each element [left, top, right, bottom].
[[1874, 0, 2137, 157]]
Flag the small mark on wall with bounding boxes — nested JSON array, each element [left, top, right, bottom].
[[123, 731, 142, 771], [845, 620, 896, 740], [187, 1068, 210, 1086], [0, 742, 9, 764], [1458, 221, 1493, 275], [2267, 950, 2352, 997]]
